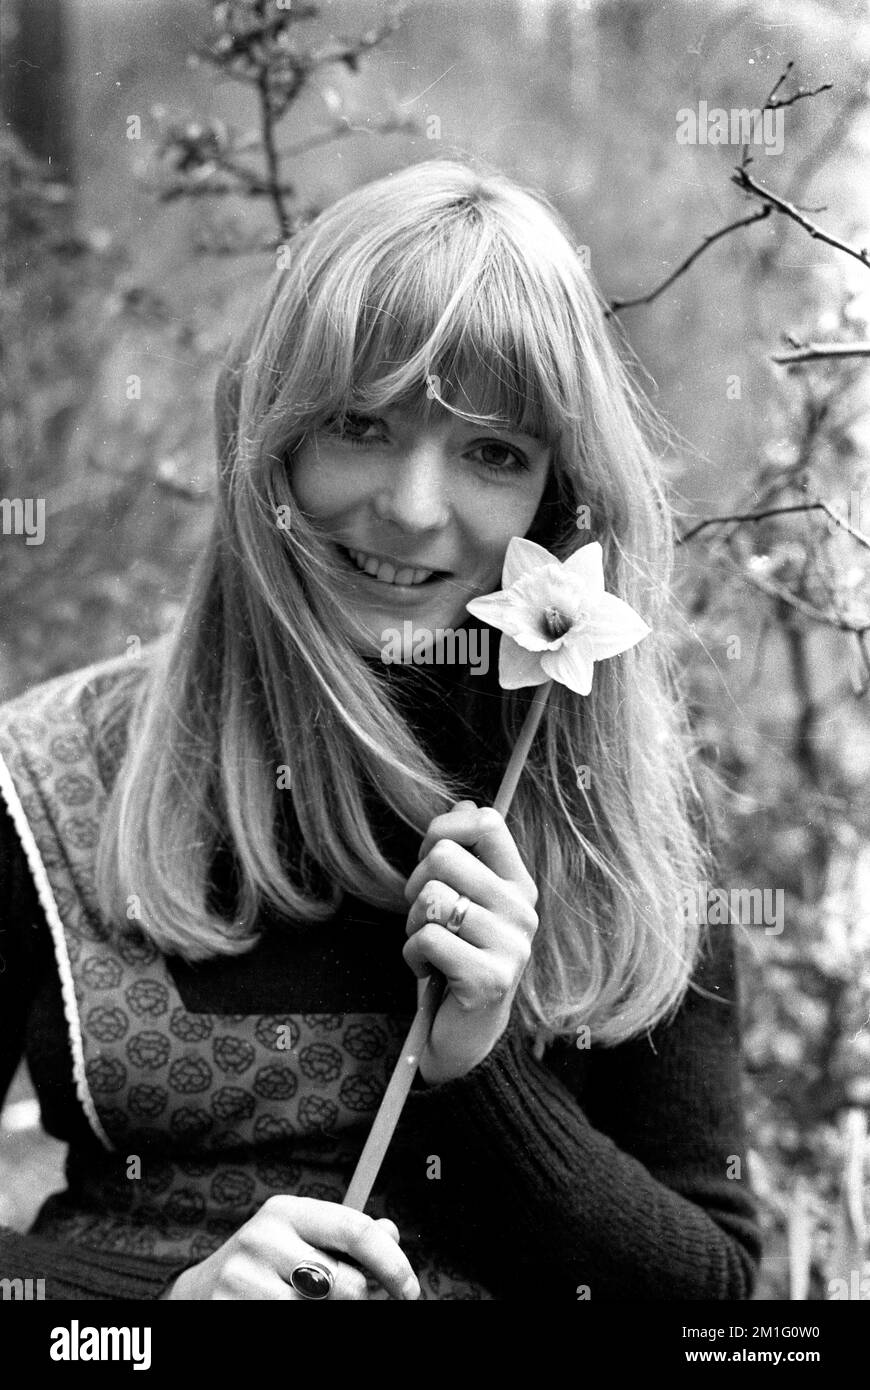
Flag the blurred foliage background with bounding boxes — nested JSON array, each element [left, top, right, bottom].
[[1, 0, 869, 1300]]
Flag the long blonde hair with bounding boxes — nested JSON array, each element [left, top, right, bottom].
[[93, 158, 709, 1046]]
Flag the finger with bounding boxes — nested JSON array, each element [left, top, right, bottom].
[[211, 1252, 297, 1300], [335, 1217, 403, 1288], [403, 924, 518, 1010], [292, 1255, 368, 1303], [406, 880, 501, 950], [405, 842, 537, 933], [210, 1246, 364, 1301], [253, 1238, 368, 1301], [264, 1198, 420, 1301], [374, 1218, 401, 1244], [417, 803, 534, 890]]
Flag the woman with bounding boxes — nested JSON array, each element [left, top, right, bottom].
[[0, 159, 761, 1300]]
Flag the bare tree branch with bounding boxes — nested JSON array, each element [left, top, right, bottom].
[[761, 61, 832, 111], [678, 503, 826, 544], [607, 64, 840, 316], [732, 163, 870, 271], [772, 342, 870, 365], [256, 66, 292, 238], [808, 496, 870, 551], [608, 208, 771, 314], [159, 178, 299, 202], [678, 497, 870, 552], [155, 2, 411, 244]]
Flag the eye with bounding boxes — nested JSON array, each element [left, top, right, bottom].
[[323, 412, 387, 446], [467, 440, 530, 475]]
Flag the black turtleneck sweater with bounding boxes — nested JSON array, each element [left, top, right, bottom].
[[0, 656, 761, 1300]]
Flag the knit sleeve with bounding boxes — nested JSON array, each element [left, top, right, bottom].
[[0, 798, 190, 1300], [0, 1228, 192, 1301], [396, 922, 761, 1301]]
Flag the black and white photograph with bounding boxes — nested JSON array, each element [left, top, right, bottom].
[[1, 0, 868, 1353]]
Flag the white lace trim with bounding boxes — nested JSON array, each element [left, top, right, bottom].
[[0, 748, 114, 1151]]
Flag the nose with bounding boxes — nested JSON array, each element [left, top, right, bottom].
[[372, 433, 450, 532]]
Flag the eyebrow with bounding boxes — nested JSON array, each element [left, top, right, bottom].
[[379, 404, 549, 451]]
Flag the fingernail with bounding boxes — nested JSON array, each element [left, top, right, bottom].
[[402, 1276, 421, 1300]]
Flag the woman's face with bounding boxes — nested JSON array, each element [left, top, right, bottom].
[[290, 401, 552, 651]]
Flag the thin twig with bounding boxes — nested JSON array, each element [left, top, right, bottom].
[[159, 178, 299, 202], [606, 63, 843, 318], [678, 503, 830, 545], [761, 62, 832, 111], [732, 164, 870, 271], [278, 124, 356, 160], [772, 342, 870, 365], [679, 494, 870, 552], [809, 497, 870, 551], [608, 208, 771, 314], [256, 70, 292, 240]]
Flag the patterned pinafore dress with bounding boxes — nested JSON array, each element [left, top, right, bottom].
[[0, 659, 493, 1299]]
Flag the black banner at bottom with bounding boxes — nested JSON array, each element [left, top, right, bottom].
[[0, 1299, 863, 1375]]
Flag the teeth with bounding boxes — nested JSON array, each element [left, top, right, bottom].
[[346, 548, 436, 586]]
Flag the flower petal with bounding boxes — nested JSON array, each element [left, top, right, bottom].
[[512, 628, 555, 653], [465, 590, 514, 629], [562, 541, 605, 597], [466, 590, 549, 646], [542, 638, 595, 695], [502, 536, 556, 588], [466, 589, 508, 616], [584, 592, 651, 660], [499, 636, 550, 689]]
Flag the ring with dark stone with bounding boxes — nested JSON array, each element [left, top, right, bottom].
[[289, 1260, 335, 1300]]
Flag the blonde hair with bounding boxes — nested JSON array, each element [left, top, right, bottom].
[[94, 158, 709, 1046]]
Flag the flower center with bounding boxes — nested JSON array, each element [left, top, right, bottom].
[[542, 606, 573, 640]]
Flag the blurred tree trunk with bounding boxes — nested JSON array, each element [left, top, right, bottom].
[[2, 0, 81, 473], [3, 0, 74, 194]]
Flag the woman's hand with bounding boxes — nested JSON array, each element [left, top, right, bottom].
[[160, 1196, 420, 1300], [403, 800, 539, 1085]]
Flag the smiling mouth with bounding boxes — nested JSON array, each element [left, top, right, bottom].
[[337, 545, 451, 587]]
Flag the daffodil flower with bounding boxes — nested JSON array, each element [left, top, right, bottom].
[[466, 537, 651, 695]]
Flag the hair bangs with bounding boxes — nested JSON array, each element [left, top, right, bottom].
[[336, 222, 571, 452]]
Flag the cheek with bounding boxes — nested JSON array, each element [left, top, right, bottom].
[[464, 480, 549, 571], [286, 445, 318, 511], [289, 446, 363, 518]]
